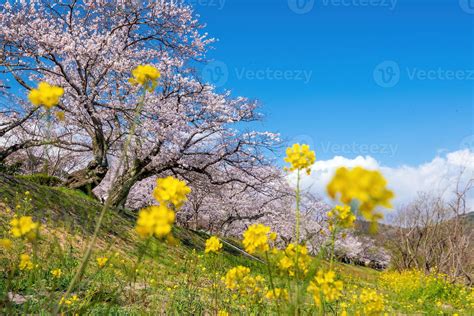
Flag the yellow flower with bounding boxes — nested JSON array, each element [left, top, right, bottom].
[[327, 167, 394, 223], [205, 236, 223, 254], [59, 294, 79, 306], [28, 82, 64, 109], [129, 64, 161, 91], [327, 205, 356, 230], [278, 243, 311, 277], [51, 268, 62, 278], [360, 289, 385, 315], [153, 176, 191, 209], [135, 204, 175, 239], [224, 266, 251, 290], [217, 311, 229, 316], [96, 257, 108, 268], [242, 224, 273, 254], [265, 288, 289, 301], [10, 216, 39, 240], [307, 270, 343, 306], [284, 143, 316, 174], [0, 238, 12, 249], [18, 253, 33, 271], [223, 266, 265, 296]]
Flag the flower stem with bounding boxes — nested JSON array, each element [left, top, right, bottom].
[[294, 169, 301, 314], [265, 251, 281, 316], [53, 89, 147, 314]]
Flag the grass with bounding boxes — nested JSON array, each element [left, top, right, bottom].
[[0, 173, 472, 315]]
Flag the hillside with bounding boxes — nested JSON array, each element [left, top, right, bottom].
[[0, 174, 472, 315], [0, 174, 379, 314]]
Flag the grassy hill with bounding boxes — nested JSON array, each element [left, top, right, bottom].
[[0, 174, 472, 315]]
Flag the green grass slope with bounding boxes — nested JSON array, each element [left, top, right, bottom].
[[1, 173, 471, 315]]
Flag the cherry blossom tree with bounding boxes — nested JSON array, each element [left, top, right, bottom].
[[1, 0, 212, 191]]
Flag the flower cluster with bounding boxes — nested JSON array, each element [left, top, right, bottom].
[[265, 288, 289, 301], [0, 238, 12, 249], [136, 176, 190, 240], [135, 205, 176, 239], [28, 82, 64, 109], [242, 224, 275, 254], [307, 270, 343, 306], [153, 176, 191, 209], [51, 268, 62, 278], [284, 143, 316, 174], [326, 166, 394, 221], [359, 289, 385, 315], [10, 216, 39, 240], [205, 236, 223, 254], [327, 205, 356, 231], [59, 294, 79, 306], [223, 266, 265, 295], [19, 253, 33, 271], [96, 257, 109, 268], [278, 243, 311, 277], [129, 64, 161, 91]]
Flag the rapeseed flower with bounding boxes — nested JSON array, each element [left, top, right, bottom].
[[223, 266, 265, 296], [284, 143, 316, 174], [28, 82, 64, 109], [59, 294, 79, 306], [135, 204, 175, 238], [360, 289, 385, 315], [51, 268, 62, 278], [278, 243, 311, 277], [153, 176, 191, 209], [265, 288, 289, 301], [19, 253, 33, 271], [0, 238, 12, 249], [242, 224, 273, 254], [327, 166, 394, 223], [307, 270, 343, 306], [96, 257, 108, 268], [10, 216, 39, 240], [205, 236, 223, 254], [327, 205, 356, 231], [129, 64, 161, 91], [224, 266, 251, 290]]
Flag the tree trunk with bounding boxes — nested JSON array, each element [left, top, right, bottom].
[[64, 127, 108, 194], [107, 166, 143, 208]]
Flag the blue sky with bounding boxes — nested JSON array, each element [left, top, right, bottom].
[[193, 0, 474, 167]]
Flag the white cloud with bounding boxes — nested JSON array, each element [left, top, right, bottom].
[[289, 149, 474, 219]]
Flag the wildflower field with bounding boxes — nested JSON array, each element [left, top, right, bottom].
[[0, 1, 473, 315], [0, 162, 473, 314]]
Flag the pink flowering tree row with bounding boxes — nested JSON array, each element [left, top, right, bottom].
[[0, 0, 282, 209]]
